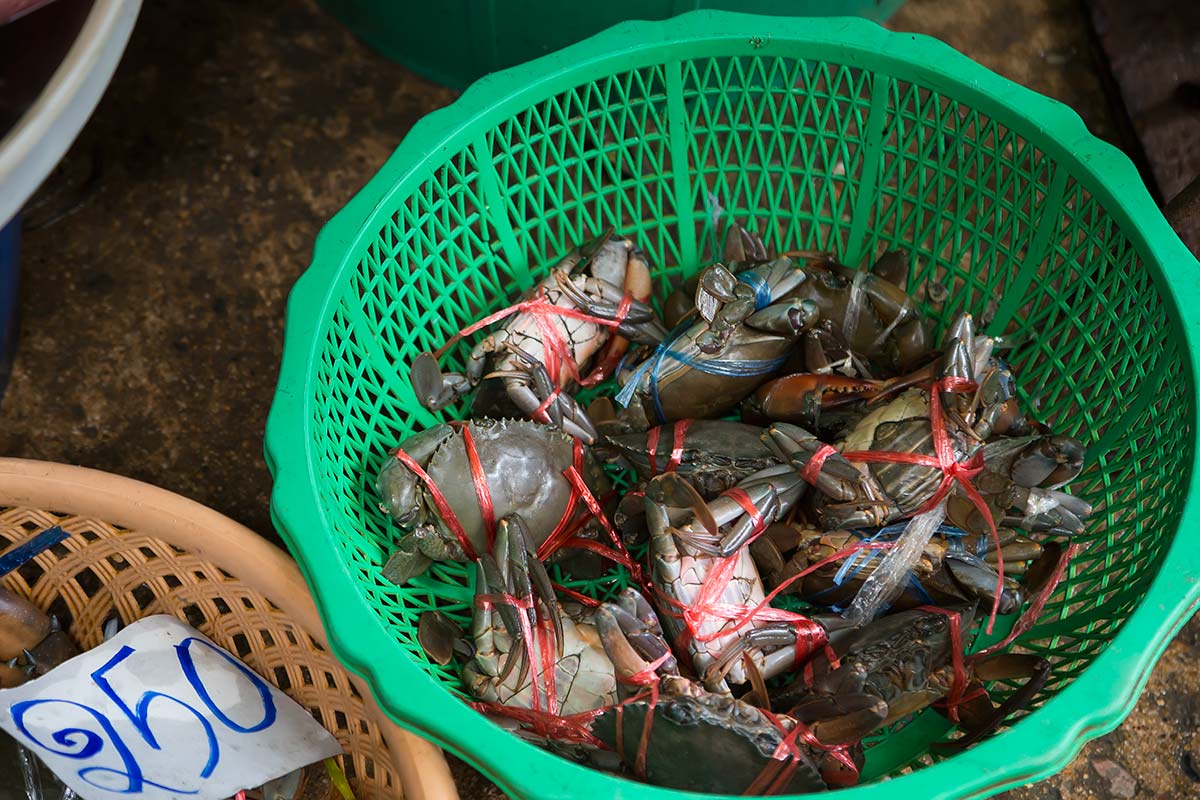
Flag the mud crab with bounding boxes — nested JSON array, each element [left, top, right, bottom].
[[596, 420, 782, 499], [771, 603, 1051, 755], [0, 588, 78, 687], [601, 255, 817, 431], [411, 229, 668, 443], [750, 521, 1057, 615], [641, 470, 831, 691], [376, 418, 611, 584], [781, 313, 1089, 534]]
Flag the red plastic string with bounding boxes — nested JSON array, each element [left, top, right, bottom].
[[537, 611, 559, 716], [646, 425, 662, 475], [432, 288, 633, 390], [451, 421, 497, 552], [536, 439, 587, 561], [476, 591, 546, 712], [551, 582, 602, 608], [530, 386, 563, 424], [970, 542, 1082, 662], [667, 420, 691, 472], [468, 701, 608, 748], [800, 444, 838, 486], [234, 791, 246, 800], [615, 651, 670, 778], [581, 293, 636, 387], [563, 463, 647, 587], [389, 446, 477, 561], [751, 711, 858, 795], [917, 605, 966, 723], [646, 420, 693, 474], [843, 378, 1006, 634]]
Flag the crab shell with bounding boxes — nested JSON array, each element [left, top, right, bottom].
[[598, 420, 781, 498], [839, 389, 975, 515], [378, 418, 610, 559], [591, 675, 860, 793], [619, 327, 797, 427]]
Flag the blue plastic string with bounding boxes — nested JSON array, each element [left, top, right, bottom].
[[614, 319, 787, 422], [908, 573, 936, 605], [735, 270, 773, 311]]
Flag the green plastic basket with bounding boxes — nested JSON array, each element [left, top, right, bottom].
[[318, 0, 906, 89], [266, 12, 1200, 799]]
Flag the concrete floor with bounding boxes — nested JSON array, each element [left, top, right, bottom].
[[0, 0, 1195, 797]]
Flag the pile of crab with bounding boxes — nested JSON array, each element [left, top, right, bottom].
[[373, 225, 1091, 795]]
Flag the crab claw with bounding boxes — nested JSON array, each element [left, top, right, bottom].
[[723, 223, 770, 264], [696, 264, 740, 324], [645, 473, 717, 537], [492, 346, 600, 443], [412, 351, 474, 411], [595, 590, 679, 696], [418, 610, 463, 666], [870, 250, 911, 291], [1009, 435, 1086, 489], [495, 514, 564, 658]]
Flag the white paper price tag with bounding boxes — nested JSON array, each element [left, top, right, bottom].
[[0, 615, 342, 800]]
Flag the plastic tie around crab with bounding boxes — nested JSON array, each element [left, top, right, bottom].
[[916, 605, 967, 724], [668, 513, 896, 679], [735, 269, 773, 311], [613, 651, 670, 779], [842, 377, 1006, 634], [749, 710, 859, 795], [550, 582, 602, 608], [800, 444, 838, 486], [389, 446, 478, 561], [475, 590, 556, 714], [535, 439, 587, 561], [645, 419, 692, 475], [581, 293, 636, 387], [562, 464, 651, 590], [970, 541, 1082, 662], [665, 537, 892, 670], [433, 285, 633, 405], [450, 421, 496, 552], [614, 318, 790, 422]]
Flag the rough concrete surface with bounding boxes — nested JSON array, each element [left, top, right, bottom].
[[0, 0, 1194, 797]]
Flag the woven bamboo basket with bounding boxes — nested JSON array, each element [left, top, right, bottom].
[[0, 458, 457, 800]]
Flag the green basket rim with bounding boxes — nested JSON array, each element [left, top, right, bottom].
[[266, 12, 1200, 799]]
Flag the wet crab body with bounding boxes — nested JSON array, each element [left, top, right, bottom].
[[788, 253, 933, 378], [642, 468, 821, 690], [412, 231, 667, 443], [771, 604, 1051, 755], [591, 674, 862, 794], [751, 522, 1040, 615], [608, 257, 818, 430], [376, 418, 610, 583], [597, 420, 781, 498]]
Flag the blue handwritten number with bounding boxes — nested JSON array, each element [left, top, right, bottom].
[[176, 638, 276, 733], [91, 645, 221, 780], [11, 635, 279, 794], [10, 698, 194, 794]]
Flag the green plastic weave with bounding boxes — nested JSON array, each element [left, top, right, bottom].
[[266, 13, 1200, 800]]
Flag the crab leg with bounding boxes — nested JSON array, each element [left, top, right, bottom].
[[931, 653, 1050, 754], [553, 270, 668, 344]]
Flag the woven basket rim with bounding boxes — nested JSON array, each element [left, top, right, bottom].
[[0, 457, 458, 800]]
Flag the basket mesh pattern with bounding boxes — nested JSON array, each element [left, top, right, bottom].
[[304, 54, 1190, 777], [0, 507, 402, 800]]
